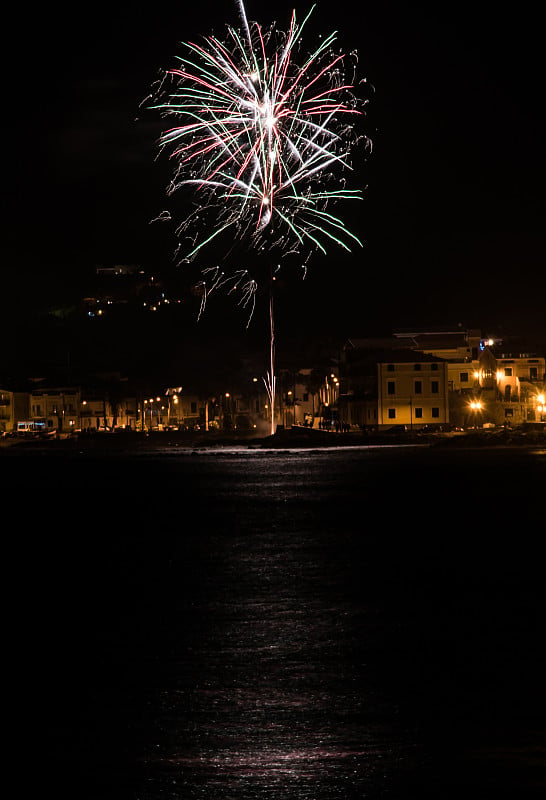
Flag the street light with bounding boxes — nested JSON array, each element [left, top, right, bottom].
[[223, 393, 232, 430], [537, 393, 545, 421], [143, 397, 160, 431], [469, 399, 483, 429], [80, 399, 87, 432]]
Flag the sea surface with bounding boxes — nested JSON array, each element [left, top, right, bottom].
[[4, 443, 545, 798]]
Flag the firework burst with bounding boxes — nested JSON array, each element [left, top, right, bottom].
[[150, 1, 370, 305]]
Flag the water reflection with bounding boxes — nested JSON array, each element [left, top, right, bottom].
[[6, 446, 544, 799], [136, 496, 419, 798]]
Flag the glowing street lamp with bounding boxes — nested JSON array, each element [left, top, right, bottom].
[[537, 393, 545, 420], [468, 399, 483, 429]]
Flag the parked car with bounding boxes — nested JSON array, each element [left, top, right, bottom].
[[379, 424, 410, 434]]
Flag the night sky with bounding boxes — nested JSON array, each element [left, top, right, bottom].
[[3, 1, 545, 347]]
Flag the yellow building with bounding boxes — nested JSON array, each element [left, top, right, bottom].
[[30, 388, 80, 434], [0, 389, 30, 434], [472, 347, 545, 426], [340, 340, 450, 429], [377, 355, 449, 428]]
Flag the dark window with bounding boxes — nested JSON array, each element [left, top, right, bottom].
[[504, 367, 512, 377], [415, 407, 423, 418], [460, 372, 469, 382], [414, 363, 421, 371], [387, 381, 395, 395], [191, 402, 197, 413], [387, 364, 394, 371], [530, 368, 538, 379], [432, 407, 440, 418], [431, 381, 439, 393], [414, 380, 422, 394], [431, 363, 438, 371], [388, 408, 396, 419]]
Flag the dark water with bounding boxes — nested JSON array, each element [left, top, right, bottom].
[[5, 444, 546, 798]]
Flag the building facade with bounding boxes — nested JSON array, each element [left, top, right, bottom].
[[30, 388, 81, 434], [2, 328, 544, 436], [0, 389, 30, 433], [377, 357, 449, 428], [339, 329, 545, 430]]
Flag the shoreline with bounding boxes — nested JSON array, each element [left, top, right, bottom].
[[2, 425, 544, 455]]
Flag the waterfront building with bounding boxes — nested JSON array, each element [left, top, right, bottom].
[[0, 389, 30, 434], [29, 387, 81, 434], [339, 328, 545, 430]]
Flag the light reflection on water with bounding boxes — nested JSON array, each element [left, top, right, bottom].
[[136, 536, 414, 797], [6, 445, 545, 799], [122, 449, 428, 797]]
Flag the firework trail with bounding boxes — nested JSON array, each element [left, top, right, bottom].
[[150, 1, 370, 309]]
